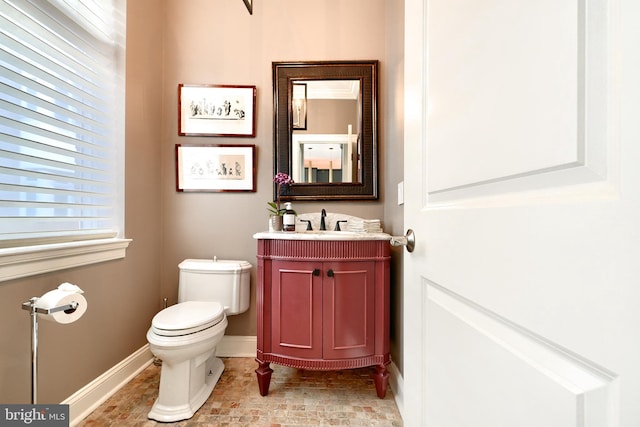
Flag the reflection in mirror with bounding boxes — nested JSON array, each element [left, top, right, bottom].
[[292, 80, 360, 184], [273, 61, 378, 201], [293, 133, 357, 183], [292, 83, 307, 130]]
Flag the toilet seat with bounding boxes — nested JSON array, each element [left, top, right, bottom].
[[151, 301, 224, 337]]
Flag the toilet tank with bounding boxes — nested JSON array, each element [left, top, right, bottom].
[[177, 258, 251, 315]]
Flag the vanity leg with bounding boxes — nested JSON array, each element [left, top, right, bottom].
[[372, 363, 390, 399], [255, 361, 273, 396]]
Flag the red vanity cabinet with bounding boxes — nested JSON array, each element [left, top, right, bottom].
[[255, 236, 391, 398]]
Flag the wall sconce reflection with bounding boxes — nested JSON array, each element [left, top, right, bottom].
[[292, 83, 307, 130]]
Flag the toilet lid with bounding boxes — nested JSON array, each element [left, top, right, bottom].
[[151, 301, 224, 337]]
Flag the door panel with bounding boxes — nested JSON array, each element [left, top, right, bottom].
[[425, 281, 616, 426], [323, 262, 375, 359], [427, 0, 612, 204], [271, 261, 322, 358], [427, 0, 581, 194]]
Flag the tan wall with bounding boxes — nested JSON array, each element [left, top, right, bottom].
[[383, 0, 406, 374], [0, 0, 405, 404], [0, 0, 165, 403], [160, 0, 390, 338]]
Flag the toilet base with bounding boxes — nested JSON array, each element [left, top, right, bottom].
[[148, 356, 224, 422]]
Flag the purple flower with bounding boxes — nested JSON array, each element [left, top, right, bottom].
[[273, 172, 294, 186], [268, 173, 294, 216]]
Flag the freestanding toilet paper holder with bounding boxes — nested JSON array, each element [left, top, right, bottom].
[[21, 297, 79, 404]]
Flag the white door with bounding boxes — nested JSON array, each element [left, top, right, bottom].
[[403, 0, 640, 426]]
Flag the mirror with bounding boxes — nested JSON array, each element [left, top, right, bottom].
[[273, 61, 378, 201], [292, 80, 359, 184]]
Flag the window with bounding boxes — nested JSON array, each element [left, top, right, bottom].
[[0, 0, 129, 281]]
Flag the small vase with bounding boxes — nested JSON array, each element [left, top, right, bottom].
[[269, 215, 283, 232]]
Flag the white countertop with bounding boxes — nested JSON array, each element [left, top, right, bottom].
[[253, 231, 392, 241]]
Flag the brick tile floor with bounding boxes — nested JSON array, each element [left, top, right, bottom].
[[77, 357, 403, 426]]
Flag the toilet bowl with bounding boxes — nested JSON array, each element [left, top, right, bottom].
[[147, 301, 227, 422], [146, 259, 251, 422]]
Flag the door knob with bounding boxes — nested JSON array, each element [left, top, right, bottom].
[[390, 229, 415, 253]]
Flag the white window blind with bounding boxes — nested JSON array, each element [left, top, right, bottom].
[[0, 0, 125, 248]]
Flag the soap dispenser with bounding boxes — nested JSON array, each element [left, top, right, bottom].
[[283, 202, 296, 232]]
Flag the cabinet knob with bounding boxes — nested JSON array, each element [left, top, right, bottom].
[[327, 269, 334, 277], [313, 268, 320, 276]]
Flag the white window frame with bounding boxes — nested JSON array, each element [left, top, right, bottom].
[[0, 238, 131, 282]]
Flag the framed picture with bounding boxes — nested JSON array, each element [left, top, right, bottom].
[[176, 144, 256, 192], [178, 84, 256, 137]]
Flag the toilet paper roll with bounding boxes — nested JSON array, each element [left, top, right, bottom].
[[34, 282, 87, 324]]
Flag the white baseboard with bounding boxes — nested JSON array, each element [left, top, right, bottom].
[[215, 335, 257, 357], [63, 336, 404, 426], [63, 344, 154, 427], [388, 360, 405, 421]]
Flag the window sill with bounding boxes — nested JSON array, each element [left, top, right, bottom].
[[0, 238, 132, 283]]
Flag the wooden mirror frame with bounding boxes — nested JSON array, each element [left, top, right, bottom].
[[273, 60, 378, 201]]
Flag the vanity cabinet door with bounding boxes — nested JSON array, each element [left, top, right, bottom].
[[322, 261, 375, 360], [271, 260, 323, 359]]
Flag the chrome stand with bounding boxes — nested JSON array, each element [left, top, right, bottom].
[[22, 298, 79, 404]]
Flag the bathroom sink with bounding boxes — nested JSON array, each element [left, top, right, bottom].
[[254, 213, 390, 241]]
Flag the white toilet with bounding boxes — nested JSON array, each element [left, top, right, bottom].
[[146, 258, 251, 422]]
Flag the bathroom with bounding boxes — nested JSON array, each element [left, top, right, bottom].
[[3, 0, 640, 426], [0, 0, 405, 423]]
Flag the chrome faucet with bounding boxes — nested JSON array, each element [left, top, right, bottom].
[[320, 209, 327, 231]]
